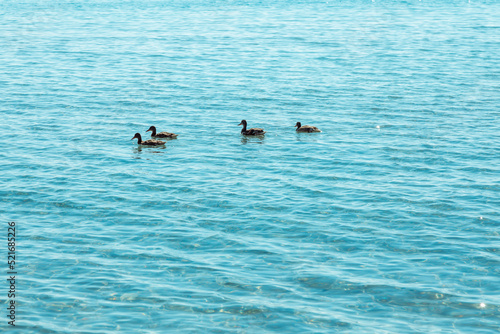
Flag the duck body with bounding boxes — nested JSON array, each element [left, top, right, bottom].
[[239, 120, 265, 136], [146, 126, 178, 139], [295, 122, 321, 133], [131, 133, 165, 146]]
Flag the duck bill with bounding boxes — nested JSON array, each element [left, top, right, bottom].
[[238, 122, 243, 125]]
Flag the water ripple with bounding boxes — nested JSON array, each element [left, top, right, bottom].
[[2, 0, 499, 333]]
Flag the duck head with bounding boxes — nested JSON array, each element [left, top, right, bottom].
[[131, 133, 142, 143], [295, 122, 302, 128], [238, 120, 247, 126]]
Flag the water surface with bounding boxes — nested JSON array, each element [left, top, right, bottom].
[[1, 0, 499, 332]]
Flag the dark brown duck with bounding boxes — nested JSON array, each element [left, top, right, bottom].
[[131, 133, 166, 146], [295, 122, 321, 133], [146, 126, 178, 139], [239, 120, 266, 136]]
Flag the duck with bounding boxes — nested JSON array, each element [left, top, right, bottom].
[[239, 120, 266, 136], [131, 133, 166, 146], [295, 122, 321, 133], [146, 126, 178, 139]]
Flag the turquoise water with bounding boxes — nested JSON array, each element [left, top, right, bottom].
[[1, 0, 499, 332]]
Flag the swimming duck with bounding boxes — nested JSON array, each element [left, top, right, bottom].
[[131, 133, 166, 146], [239, 120, 266, 136], [295, 122, 321, 133], [146, 126, 178, 139]]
